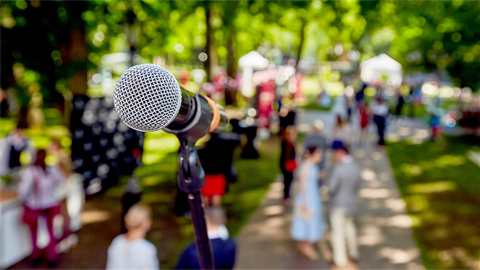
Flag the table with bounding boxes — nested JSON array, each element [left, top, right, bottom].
[[0, 174, 84, 269]]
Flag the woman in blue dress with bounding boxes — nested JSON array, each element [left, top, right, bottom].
[[291, 146, 325, 261]]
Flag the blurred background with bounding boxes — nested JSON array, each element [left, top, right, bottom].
[[0, 0, 479, 269]]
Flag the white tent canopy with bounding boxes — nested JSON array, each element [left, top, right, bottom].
[[238, 51, 269, 70], [238, 51, 269, 97], [360, 53, 403, 87]]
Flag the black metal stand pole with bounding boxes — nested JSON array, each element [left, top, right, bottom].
[[170, 93, 220, 270], [187, 191, 214, 269], [177, 134, 215, 269]]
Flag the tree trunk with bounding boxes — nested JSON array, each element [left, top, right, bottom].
[[204, 4, 212, 82], [65, 29, 88, 95], [63, 1, 88, 95], [226, 30, 236, 78], [295, 19, 307, 71]]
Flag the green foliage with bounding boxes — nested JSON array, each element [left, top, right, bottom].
[[2, 0, 479, 112], [1, 1, 85, 106], [386, 136, 480, 269], [300, 102, 331, 112], [359, 0, 480, 89]]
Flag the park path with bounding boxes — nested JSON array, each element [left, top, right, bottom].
[[235, 108, 426, 269]]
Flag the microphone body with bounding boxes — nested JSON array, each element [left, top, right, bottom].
[[113, 64, 227, 136], [164, 86, 228, 136]]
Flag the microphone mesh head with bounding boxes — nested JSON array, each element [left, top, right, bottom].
[[113, 64, 182, 132]]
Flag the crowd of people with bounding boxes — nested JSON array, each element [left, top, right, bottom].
[[277, 81, 405, 268], [280, 119, 363, 268]]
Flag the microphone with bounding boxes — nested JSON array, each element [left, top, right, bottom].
[[113, 64, 222, 269], [113, 64, 228, 135]]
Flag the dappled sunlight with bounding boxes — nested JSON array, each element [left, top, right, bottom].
[[467, 151, 480, 167], [406, 195, 429, 212], [45, 125, 70, 138], [408, 181, 456, 194], [143, 153, 164, 165], [385, 198, 406, 212], [143, 136, 179, 152], [359, 188, 390, 199], [386, 133, 401, 142], [361, 169, 377, 181], [80, 210, 111, 225], [270, 182, 284, 191], [401, 164, 422, 176], [383, 214, 413, 228], [141, 176, 169, 186], [354, 149, 365, 159], [435, 155, 466, 167], [263, 205, 284, 216], [414, 129, 430, 139], [264, 216, 284, 228], [398, 127, 411, 136], [433, 248, 480, 269], [358, 225, 384, 246], [371, 151, 382, 161], [135, 155, 177, 177], [265, 182, 284, 199], [296, 123, 310, 133], [379, 247, 419, 264], [409, 137, 423, 145]]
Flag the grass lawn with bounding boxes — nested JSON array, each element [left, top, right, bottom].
[[386, 135, 480, 269], [300, 102, 332, 111]]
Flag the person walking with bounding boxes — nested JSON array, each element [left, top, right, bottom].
[[106, 203, 159, 270], [395, 90, 405, 119], [291, 147, 325, 261], [358, 101, 371, 146], [280, 126, 297, 205], [176, 207, 236, 269], [18, 150, 65, 266], [328, 142, 363, 269], [371, 97, 389, 145], [303, 120, 328, 183], [332, 115, 350, 145]]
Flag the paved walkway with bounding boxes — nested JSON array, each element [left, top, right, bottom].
[[235, 109, 425, 269]]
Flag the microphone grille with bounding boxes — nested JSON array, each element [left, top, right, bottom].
[[113, 64, 182, 132]]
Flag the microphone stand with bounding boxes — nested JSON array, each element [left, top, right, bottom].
[[170, 94, 216, 270]]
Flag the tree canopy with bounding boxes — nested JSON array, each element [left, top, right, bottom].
[[1, 0, 479, 109]]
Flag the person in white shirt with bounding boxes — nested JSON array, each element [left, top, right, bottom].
[[18, 149, 65, 265], [106, 203, 159, 270]]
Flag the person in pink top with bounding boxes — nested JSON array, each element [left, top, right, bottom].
[[18, 149, 65, 266]]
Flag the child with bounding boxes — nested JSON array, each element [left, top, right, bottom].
[[106, 204, 159, 269]]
